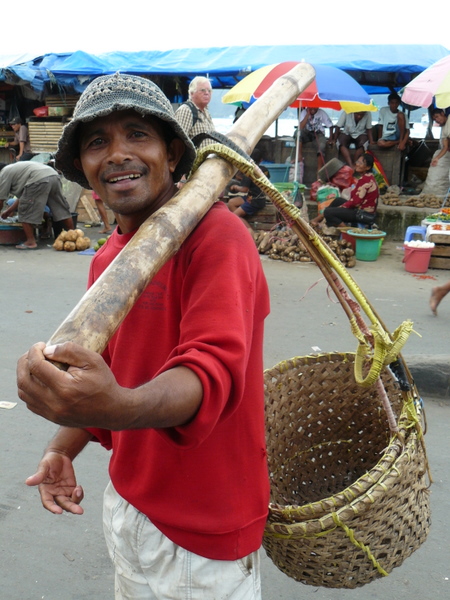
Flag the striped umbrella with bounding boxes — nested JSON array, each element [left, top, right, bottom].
[[402, 55, 450, 108]]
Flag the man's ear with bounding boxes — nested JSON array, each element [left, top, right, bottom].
[[74, 158, 84, 173], [167, 138, 186, 174]]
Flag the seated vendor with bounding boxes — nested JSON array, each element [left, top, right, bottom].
[[5, 117, 33, 161], [298, 107, 334, 172], [227, 149, 269, 228], [312, 153, 379, 229], [377, 93, 410, 151], [334, 111, 374, 170]]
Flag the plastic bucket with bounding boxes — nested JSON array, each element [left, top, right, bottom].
[[340, 231, 356, 250], [261, 163, 290, 183], [0, 224, 26, 246], [403, 245, 433, 273], [355, 236, 384, 261]]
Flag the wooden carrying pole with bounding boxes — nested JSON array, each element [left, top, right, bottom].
[[47, 64, 316, 354]]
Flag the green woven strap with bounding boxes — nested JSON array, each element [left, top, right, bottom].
[[331, 513, 389, 577], [191, 143, 413, 386]]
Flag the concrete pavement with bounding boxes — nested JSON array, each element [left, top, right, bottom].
[[0, 227, 449, 599]]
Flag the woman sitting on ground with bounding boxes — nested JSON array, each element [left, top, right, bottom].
[[312, 153, 379, 229]]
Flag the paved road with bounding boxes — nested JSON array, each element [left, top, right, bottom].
[[0, 233, 448, 599]]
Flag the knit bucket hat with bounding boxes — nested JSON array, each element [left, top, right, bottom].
[[55, 72, 196, 188]]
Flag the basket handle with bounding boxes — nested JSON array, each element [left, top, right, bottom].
[[194, 144, 414, 387]]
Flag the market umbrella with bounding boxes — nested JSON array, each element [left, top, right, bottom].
[[222, 61, 376, 112], [402, 55, 450, 109], [222, 62, 376, 181]]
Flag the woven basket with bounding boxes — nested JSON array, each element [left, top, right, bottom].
[[263, 353, 430, 588], [195, 150, 432, 589]]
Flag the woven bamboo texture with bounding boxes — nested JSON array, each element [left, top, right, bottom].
[[263, 353, 430, 588]]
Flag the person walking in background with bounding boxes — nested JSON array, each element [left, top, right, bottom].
[[430, 281, 450, 316], [92, 191, 112, 233]]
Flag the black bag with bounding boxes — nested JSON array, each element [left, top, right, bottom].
[[355, 209, 377, 226]]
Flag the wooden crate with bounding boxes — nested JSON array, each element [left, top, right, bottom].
[[45, 95, 79, 109], [75, 190, 115, 226], [429, 232, 450, 270], [29, 120, 65, 153]]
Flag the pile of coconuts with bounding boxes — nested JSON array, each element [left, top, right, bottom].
[[250, 228, 356, 268], [53, 229, 91, 252]]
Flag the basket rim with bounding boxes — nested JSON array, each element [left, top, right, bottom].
[[264, 351, 422, 524], [267, 435, 404, 524], [264, 426, 422, 538]]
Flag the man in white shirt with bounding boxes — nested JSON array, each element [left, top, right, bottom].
[[299, 107, 334, 171], [333, 111, 374, 169]]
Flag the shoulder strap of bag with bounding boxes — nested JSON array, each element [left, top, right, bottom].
[[182, 100, 200, 128]]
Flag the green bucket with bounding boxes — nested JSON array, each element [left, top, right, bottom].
[[355, 236, 384, 261], [346, 230, 386, 262]]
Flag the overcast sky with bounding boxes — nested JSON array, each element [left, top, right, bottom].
[[2, 1, 448, 57]]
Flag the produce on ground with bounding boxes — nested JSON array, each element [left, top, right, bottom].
[[251, 228, 356, 268], [423, 210, 450, 223], [380, 186, 444, 208], [53, 229, 91, 252], [93, 237, 108, 252], [345, 227, 385, 236]]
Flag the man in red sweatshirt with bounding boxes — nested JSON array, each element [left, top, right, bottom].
[[17, 73, 270, 599]]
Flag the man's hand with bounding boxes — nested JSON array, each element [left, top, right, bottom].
[[18, 342, 203, 431], [17, 342, 121, 429], [26, 451, 84, 515]]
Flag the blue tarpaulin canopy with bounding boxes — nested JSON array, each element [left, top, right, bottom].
[[1, 44, 449, 96]]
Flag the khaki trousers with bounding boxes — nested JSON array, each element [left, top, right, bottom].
[[103, 481, 262, 599]]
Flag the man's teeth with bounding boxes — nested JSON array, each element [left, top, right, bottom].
[[109, 174, 141, 183]]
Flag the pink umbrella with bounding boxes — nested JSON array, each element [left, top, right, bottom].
[[402, 55, 450, 108]]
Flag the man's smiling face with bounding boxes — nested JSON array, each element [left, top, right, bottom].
[[75, 110, 184, 231]]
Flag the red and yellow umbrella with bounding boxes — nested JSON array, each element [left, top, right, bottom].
[[223, 61, 376, 113]]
